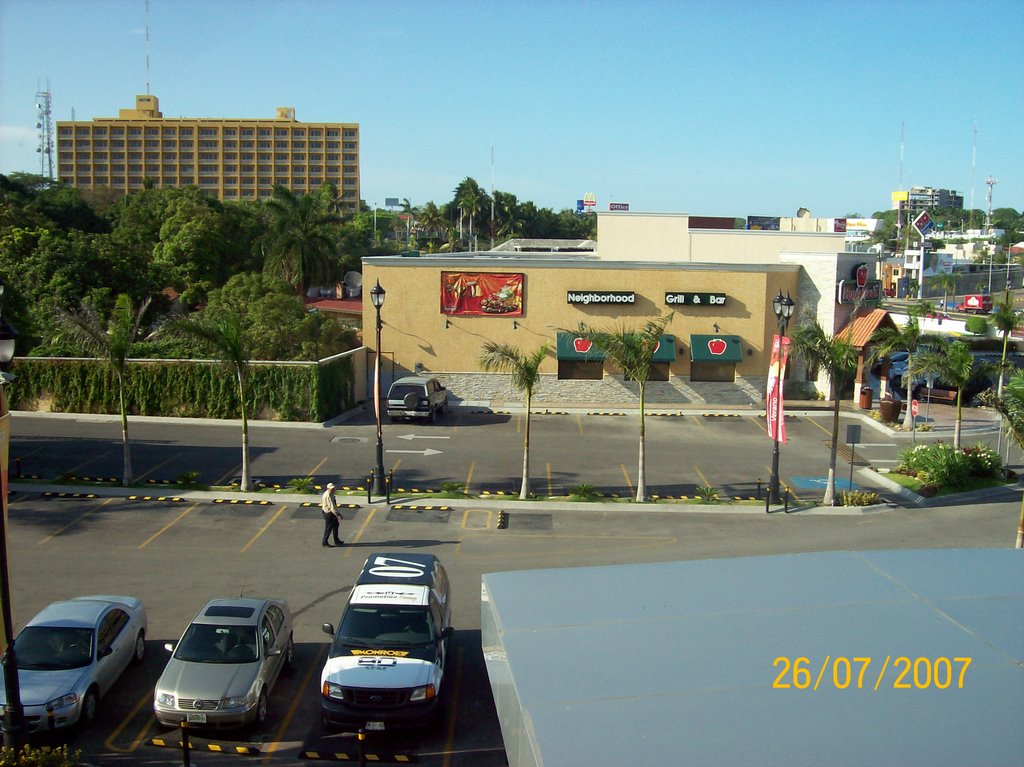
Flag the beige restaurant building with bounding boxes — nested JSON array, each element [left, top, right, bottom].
[[360, 212, 878, 408]]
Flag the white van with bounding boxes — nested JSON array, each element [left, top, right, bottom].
[[320, 553, 453, 732]]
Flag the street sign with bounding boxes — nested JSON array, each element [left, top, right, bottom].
[[913, 210, 935, 237], [911, 399, 919, 416], [845, 425, 862, 444]]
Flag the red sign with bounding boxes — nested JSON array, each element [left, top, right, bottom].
[[441, 272, 524, 316], [766, 335, 792, 444], [707, 338, 727, 356], [573, 337, 592, 353], [911, 399, 919, 417]]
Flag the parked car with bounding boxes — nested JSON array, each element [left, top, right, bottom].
[[154, 597, 293, 729], [385, 376, 449, 423], [0, 596, 147, 733], [872, 351, 910, 376]]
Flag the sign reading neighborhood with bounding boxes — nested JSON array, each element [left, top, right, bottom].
[[567, 291, 635, 305], [665, 292, 727, 306]]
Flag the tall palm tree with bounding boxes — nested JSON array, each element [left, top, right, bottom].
[[869, 315, 940, 430], [263, 185, 340, 294], [55, 294, 152, 486], [980, 372, 1024, 547], [161, 312, 255, 491], [990, 289, 1021, 398], [479, 342, 550, 499], [418, 201, 446, 241], [933, 273, 958, 311], [454, 178, 485, 246], [791, 313, 858, 506], [564, 314, 673, 501], [914, 340, 984, 449]]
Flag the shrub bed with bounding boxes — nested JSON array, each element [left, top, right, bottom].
[[892, 441, 1002, 491]]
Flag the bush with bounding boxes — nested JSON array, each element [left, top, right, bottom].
[[695, 485, 720, 502], [286, 476, 316, 493], [838, 490, 881, 506], [0, 745, 82, 766], [964, 316, 989, 335], [895, 441, 1001, 490], [567, 483, 601, 501]]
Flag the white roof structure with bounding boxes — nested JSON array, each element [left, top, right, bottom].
[[482, 549, 1023, 767]]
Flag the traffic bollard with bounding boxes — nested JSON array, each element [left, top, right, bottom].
[[179, 720, 191, 767], [367, 471, 373, 504], [358, 728, 366, 767]]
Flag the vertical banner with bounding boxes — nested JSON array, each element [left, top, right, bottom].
[[0, 404, 8, 655], [373, 353, 381, 440], [766, 335, 792, 444]]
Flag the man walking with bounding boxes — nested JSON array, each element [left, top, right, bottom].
[[320, 482, 343, 547]]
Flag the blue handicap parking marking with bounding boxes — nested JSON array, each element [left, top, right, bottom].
[[789, 476, 861, 491]]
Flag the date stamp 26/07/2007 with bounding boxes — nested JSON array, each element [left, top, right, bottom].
[[772, 656, 972, 691]]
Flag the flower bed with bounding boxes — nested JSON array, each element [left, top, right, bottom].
[[892, 441, 1003, 496]]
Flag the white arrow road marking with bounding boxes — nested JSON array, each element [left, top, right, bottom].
[[386, 448, 443, 456], [395, 433, 451, 441]]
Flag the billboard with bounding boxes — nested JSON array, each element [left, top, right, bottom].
[[441, 272, 523, 316], [747, 216, 780, 230]]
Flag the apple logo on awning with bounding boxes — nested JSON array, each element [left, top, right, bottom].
[[708, 338, 727, 356], [573, 338, 593, 353], [653, 340, 661, 354]]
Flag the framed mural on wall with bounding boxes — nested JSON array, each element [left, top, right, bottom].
[[441, 272, 524, 316]]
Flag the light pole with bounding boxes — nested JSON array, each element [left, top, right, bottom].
[[370, 280, 387, 496], [768, 290, 795, 505], [0, 280, 23, 751]]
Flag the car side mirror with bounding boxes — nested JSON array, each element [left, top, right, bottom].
[[163, 642, 175, 653], [321, 623, 335, 637], [98, 646, 113, 659], [440, 626, 454, 641], [267, 647, 281, 657]]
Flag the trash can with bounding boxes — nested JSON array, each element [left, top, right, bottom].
[[879, 398, 902, 423], [859, 386, 873, 410]]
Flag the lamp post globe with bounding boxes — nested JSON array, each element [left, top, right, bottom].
[[370, 281, 387, 495], [768, 291, 795, 505]]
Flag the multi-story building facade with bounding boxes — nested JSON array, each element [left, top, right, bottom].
[[894, 186, 964, 214], [56, 94, 360, 209]]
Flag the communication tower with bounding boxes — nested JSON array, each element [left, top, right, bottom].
[[985, 176, 998, 232], [35, 82, 55, 180]]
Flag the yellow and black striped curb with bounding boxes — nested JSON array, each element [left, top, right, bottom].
[[391, 487, 439, 494], [127, 495, 186, 503], [63, 475, 118, 483], [42, 491, 97, 499], [299, 502, 362, 509], [496, 510, 509, 529], [480, 489, 516, 496], [700, 413, 742, 418], [300, 749, 415, 762], [390, 504, 453, 511], [265, 484, 365, 491], [651, 495, 760, 501], [212, 498, 274, 506], [150, 737, 259, 755]]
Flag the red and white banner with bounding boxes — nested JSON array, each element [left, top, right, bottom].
[[373, 353, 382, 439], [766, 334, 792, 443]]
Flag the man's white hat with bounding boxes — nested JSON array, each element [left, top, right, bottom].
[[326, 482, 336, 490]]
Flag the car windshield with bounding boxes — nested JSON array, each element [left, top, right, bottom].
[[337, 607, 433, 647], [174, 624, 259, 664], [15, 627, 94, 670]]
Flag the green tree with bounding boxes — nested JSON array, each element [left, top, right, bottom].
[[914, 340, 983, 449], [479, 342, 550, 499], [454, 177, 486, 247], [563, 314, 673, 501], [791, 314, 858, 506], [53, 294, 152, 486], [160, 311, 256, 490], [263, 186, 340, 293], [990, 290, 1021, 398], [932, 272, 958, 310], [869, 316, 940, 430], [979, 372, 1024, 547]]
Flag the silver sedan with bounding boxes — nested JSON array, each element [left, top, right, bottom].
[[0, 595, 147, 733], [153, 597, 293, 729]]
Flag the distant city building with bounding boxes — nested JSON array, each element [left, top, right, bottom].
[[892, 186, 964, 214], [56, 95, 360, 209]]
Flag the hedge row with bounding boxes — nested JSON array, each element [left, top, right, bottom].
[[7, 354, 356, 423]]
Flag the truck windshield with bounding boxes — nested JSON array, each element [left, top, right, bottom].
[[337, 607, 433, 647]]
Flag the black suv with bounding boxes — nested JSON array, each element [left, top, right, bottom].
[[385, 377, 448, 422]]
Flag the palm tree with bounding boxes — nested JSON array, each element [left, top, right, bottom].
[[990, 289, 1021, 398], [263, 186, 340, 294], [869, 316, 940, 430], [418, 201, 445, 241], [914, 340, 984, 449], [791, 313, 858, 506], [564, 314, 673, 501], [479, 342, 550, 499], [933, 273, 958, 311], [454, 178, 485, 247], [161, 312, 256, 491], [980, 372, 1024, 547], [55, 294, 152, 486]]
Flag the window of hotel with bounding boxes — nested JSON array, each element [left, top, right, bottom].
[[326, 142, 339, 149], [112, 176, 124, 185], [94, 127, 107, 136], [59, 127, 72, 135], [344, 165, 356, 174], [199, 165, 217, 173], [146, 139, 159, 147], [344, 130, 357, 138], [557, 361, 603, 380], [309, 154, 322, 162], [309, 128, 322, 136], [275, 165, 288, 173], [128, 140, 142, 148], [225, 189, 238, 197], [344, 142, 356, 150], [326, 129, 339, 136], [241, 128, 254, 136], [180, 152, 193, 160], [111, 140, 124, 148], [223, 128, 237, 136], [259, 141, 271, 149], [326, 166, 340, 174], [223, 153, 236, 160], [309, 141, 322, 149], [258, 165, 271, 173], [180, 140, 193, 149], [163, 152, 176, 160], [224, 140, 236, 149], [200, 152, 217, 160], [310, 165, 322, 173], [94, 165, 107, 172], [310, 177, 323, 186], [146, 152, 159, 160], [241, 153, 254, 161], [146, 165, 159, 173], [344, 154, 356, 161], [327, 154, 339, 162], [59, 165, 72, 173], [344, 179, 357, 187], [200, 178, 217, 186], [129, 164, 143, 172], [293, 154, 305, 161], [200, 128, 218, 136], [95, 141, 109, 149], [275, 141, 288, 149], [146, 127, 159, 135], [292, 166, 306, 173], [180, 176, 194, 184], [58, 139, 72, 148], [76, 140, 90, 148], [59, 152, 73, 160], [129, 127, 142, 135], [200, 140, 217, 148], [179, 128, 193, 136], [241, 141, 254, 150], [162, 165, 176, 172], [292, 129, 305, 137], [241, 165, 254, 172], [162, 141, 176, 149], [275, 128, 287, 137], [292, 141, 305, 149], [93, 152, 108, 160], [225, 177, 237, 185], [111, 155, 124, 162], [162, 127, 177, 135], [224, 165, 237, 173], [180, 165, 194, 173], [129, 153, 142, 161], [76, 127, 90, 135], [258, 128, 270, 136], [241, 177, 253, 185], [259, 154, 271, 161], [110, 127, 124, 135], [259, 178, 271, 185]]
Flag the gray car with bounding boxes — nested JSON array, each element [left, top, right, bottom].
[[385, 376, 448, 423], [0, 595, 147, 733], [154, 597, 293, 729]]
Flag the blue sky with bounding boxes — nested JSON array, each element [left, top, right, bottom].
[[2, 0, 1021, 219]]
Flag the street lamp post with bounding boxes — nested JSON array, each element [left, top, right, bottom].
[[768, 290, 795, 505], [0, 281, 23, 751], [370, 280, 387, 496]]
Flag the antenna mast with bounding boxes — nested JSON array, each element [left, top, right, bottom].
[[35, 81, 55, 180], [145, 0, 151, 94], [970, 122, 977, 230], [985, 176, 998, 233]]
